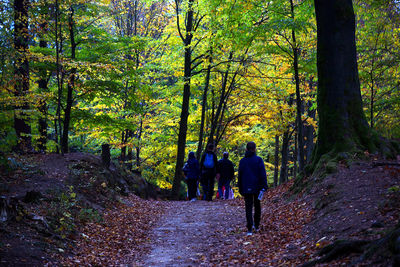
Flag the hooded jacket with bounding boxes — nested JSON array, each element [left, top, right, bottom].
[[238, 151, 268, 195], [183, 152, 200, 179]]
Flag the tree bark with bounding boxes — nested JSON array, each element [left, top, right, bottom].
[[279, 130, 290, 184], [171, 0, 194, 199], [37, 24, 48, 152], [196, 58, 211, 160], [290, 0, 305, 172], [55, 0, 63, 154], [101, 144, 111, 169], [312, 0, 392, 167], [62, 6, 76, 153], [13, 0, 31, 152], [208, 52, 233, 145], [305, 100, 316, 163], [273, 135, 279, 187]]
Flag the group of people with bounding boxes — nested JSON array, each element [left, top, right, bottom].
[[183, 143, 234, 202], [183, 141, 268, 235]]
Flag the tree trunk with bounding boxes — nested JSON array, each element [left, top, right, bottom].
[[135, 118, 143, 170], [13, 0, 31, 152], [290, 0, 305, 172], [171, 0, 194, 199], [305, 100, 316, 163], [293, 132, 298, 179], [279, 130, 290, 184], [37, 33, 48, 152], [121, 131, 126, 160], [312, 0, 394, 167], [208, 52, 233, 145], [62, 6, 76, 153], [101, 144, 111, 169], [196, 58, 211, 160], [273, 135, 279, 187], [55, 0, 63, 154]]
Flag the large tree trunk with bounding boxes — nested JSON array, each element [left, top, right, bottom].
[[171, 0, 194, 199], [311, 0, 394, 168], [13, 0, 31, 152]]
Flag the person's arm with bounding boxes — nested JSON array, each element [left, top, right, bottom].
[[213, 153, 218, 171], [259, 158, 268, 190], [230, 161, 235, 180], [199, 154, 205, 173], [238, 160, 243, 195], [195, 160, 200, 179]]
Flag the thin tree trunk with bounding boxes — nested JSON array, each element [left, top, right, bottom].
[[55, 0, 63, 154], [273, 135, 279, 187], [196, 57, 211, 160], [279, 130, 290, 184], [305, 100, 316, 163], [290, 0, 305, 172], [121, 131, 126, 160], [37, 23, 48, 152], [62, 6, 76, 153], [136, 118, 142, 170], [13, 0, 31, 152], [293, 132, 298, 179], [208, 52, 233, 145], [171, 0, 194, 199]]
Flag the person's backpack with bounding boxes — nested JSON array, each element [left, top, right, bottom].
[[203, 153, 214, 169]]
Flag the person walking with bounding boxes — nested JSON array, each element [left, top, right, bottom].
[[200, 143, 218, 201], [182, 152, 200, 202], [238, 141, 268, 236], [217, 152, 235, 200]]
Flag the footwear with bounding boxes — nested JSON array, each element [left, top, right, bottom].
[[246, 231, 253, 236], [190, 198, 196, 202], [253, 226, 259, 233]]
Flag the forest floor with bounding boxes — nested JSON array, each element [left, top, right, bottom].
[[0, 153, 399, 266]]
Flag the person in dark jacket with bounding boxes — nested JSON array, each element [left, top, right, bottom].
[[217, 152, 235, 200], [183, 151, 200, 201], [238, 141, 268, 235], [200, 143, 218, 201]]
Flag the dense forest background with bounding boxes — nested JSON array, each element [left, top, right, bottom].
[[1, 0, 399, 195]]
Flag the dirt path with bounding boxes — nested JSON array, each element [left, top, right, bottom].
[[139, 200, 244, 266]]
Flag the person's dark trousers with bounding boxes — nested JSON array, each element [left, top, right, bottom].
[[218, 179, 231, 199], [223, 179, 231, 199], [206, 176, 215, 201], [244, 193, 261, 231], [200, 180, 208, 200], [187, 179, 197, 200]]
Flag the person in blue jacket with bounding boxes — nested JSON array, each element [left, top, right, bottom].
[[200, 143, 218, 201], [183, 152, 200, 201], [238, 141, 268, 236]]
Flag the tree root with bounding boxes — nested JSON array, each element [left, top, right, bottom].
[[301, 240, 370, 267], [302, 226, 400, 267]]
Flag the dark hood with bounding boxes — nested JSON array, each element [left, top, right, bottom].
[[245, 151, 256, 158]]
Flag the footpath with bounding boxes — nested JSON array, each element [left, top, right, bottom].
[[140, 200, 244, 266]]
